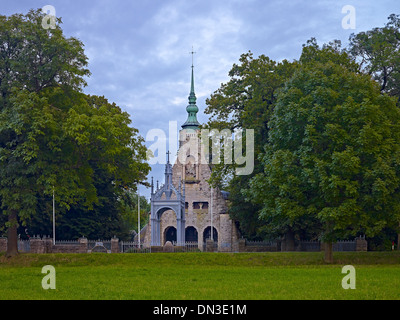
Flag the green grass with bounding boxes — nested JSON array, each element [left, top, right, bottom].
[[0, 251, 399, 300]]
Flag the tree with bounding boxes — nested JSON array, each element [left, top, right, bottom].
[[248, 41, 400, 262], [119, 190, 150, 240], [204, 52, 297, 239], [348, 14, 400, 102], [0, 10, 89, 257], [0, 10, 150, 256]]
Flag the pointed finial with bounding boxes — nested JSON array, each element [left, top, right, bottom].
[[166, 150, 171, 164], [182, 46, 200, 130]]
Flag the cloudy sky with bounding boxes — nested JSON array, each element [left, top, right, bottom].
[[3, 0, 400, 198]]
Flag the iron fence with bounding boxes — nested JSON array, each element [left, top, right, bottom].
[[333, 240, 357, 252], [88, 239, 112, 253], [17, 239, 30, 252], [172, 241, 201, 252], [120, 241, 151, 253]]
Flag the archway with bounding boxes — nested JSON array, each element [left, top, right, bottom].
[[151, 205, 185, 246], [185, 226, 198, 242], [203, 226, 218, 242], [150, 156, 186, 246], [164, 226, 177, 243]]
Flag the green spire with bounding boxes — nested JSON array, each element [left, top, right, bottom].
[[182, 53, 200, 130]]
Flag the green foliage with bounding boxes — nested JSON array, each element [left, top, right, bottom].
[[248, 41, 400, 242], [118, 190, 150, 235], [206, 15, 400, 244], [0, 9, 150, 241], [204, 52, 297, 238]]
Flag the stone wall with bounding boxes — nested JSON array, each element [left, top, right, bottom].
[[355, 237, 368, 251], [237, 238, 367, 253], [238, 239, 279, 252], [30, 237, 53, 253], [0, 237, 120, 254], [0, 236, 371, 254]]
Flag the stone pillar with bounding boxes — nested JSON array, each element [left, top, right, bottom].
[[238, 239, 246, 252], [44, 236, 53, 253], [356, 237, 367, 251], [176, 218, 186, 246], [151, 217, 161, 246], [79, 237, 88, 253], [111, 237, 119, 253]]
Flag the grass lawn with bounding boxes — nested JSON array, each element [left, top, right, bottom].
[[0, 251, 399, 300]]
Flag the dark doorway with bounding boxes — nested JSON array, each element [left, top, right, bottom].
[[165, 226, 177, 243], [203, 226, 218, 242], [185, 226, 198, 242]]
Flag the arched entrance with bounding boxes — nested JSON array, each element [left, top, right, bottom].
[[185, 226, 198, 242], [165, 226, 177, 243], [151, 206, 185, 246], [150, 152, 186, 246]]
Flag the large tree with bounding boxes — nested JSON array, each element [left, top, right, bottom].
[[248, 41, 400, 262], [204, 52, 297, 239], [0, 10, 89, 257], [0, 10, 150, 256], [348, 14, 400, 102]]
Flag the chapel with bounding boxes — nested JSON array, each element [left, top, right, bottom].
[[142, 60, 239, 252]]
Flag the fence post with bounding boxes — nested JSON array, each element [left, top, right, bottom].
[[45, 235, 53, 253], [111, 236, 119, 253], [238, 239, 246, 252], [356, 236, 367, 251], [79, 237, 88, 253]]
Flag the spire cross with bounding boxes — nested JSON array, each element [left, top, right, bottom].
[[189, 46, 196, 68]]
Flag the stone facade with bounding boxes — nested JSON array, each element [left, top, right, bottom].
[[143, 63, 240, 252], [143, 128, 240, 252]]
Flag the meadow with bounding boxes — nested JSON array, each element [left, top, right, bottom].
[[0, 251, 399, 300]]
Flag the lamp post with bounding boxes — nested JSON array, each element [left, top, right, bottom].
[[138, 184, 140, 249], [210, 187, 213, 241]]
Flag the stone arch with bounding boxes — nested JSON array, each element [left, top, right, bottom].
[[151, 206, 184, 247], [156, 206, 176, 220]]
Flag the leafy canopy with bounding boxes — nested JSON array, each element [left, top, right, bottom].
[[248, 41, 400, 242]]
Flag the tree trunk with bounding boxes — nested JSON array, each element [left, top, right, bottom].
[[285, 229, 295, 251], [6, 211, 19, 258], [324, 242, 333, 263]]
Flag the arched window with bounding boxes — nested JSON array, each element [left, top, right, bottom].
[[164, 226, 177, 243], [203, 226, 218, 242]]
